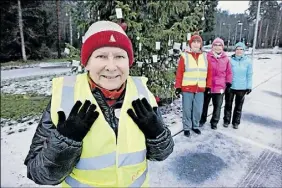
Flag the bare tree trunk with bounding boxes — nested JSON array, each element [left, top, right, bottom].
[[56, 0, 61, 58], [18, 0, 27, 62], [275, 11, 282, 46], [270, 11, 280, 47], [270, 29, 276, 47], [264, 20, 269, 48], [69, 11, 73, 46], [258, 19, 263, 48]]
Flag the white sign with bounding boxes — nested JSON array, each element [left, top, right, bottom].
[[168, 36, 172, 46], [115, 8, 123, 18], [136, 61, 144, 67], [187, 33, 191, 41], [152, 55, 158, 63], [173, 42, 181, 50], [139, 43, 142, 51], [182, 42, 187, 50], [168, 40, 172, 46], [156, 42, 161, 50]]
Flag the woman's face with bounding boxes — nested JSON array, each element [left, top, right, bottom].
[[86, 47, 129, 90], [235, 47, 244, 56], [191, 40, 201, 52], [213, 43, 223, 54]]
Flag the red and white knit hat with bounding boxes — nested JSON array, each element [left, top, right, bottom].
[[81, 21, 134, 67]]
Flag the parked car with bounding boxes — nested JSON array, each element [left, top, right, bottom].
[[202, 45, 212, 52]]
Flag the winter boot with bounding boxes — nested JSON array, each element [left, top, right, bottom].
[[192, 128, 201, 134], [184, 130, 190, 137], [233, 123, 239, 129], [223, 122, 229, 128], [199, 120, 205, 127], [211, 124, 217, 130]]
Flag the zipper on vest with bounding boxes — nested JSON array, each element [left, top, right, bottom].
[[95, 89, 118, 144]]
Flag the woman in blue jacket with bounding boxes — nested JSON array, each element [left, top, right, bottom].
[[223, 42, 253, 129]]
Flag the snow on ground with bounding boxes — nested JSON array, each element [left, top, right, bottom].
[[1, 54, 281, 187]]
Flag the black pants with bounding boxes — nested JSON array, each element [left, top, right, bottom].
[[223, 89, 246, 125], [200, 92, 224, 126]]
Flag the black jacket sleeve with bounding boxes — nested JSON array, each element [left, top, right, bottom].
[[146, 108, 174, 161], [24, 100, 82, 185]]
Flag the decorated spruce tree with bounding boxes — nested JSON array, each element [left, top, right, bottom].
[[71, 0, 218, 101]]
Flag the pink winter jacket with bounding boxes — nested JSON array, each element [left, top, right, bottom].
[[207, 51, 232, 93]]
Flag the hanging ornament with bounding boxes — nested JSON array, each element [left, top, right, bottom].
[[187, 33, 191, 41], [182, 42, 187, 51], [168, 36, 172, 46], [173, 42, 181, 50], [115, 8, 123, 18], [136, 61, 144, 68], [156, 42, 161, 50], [139, 43, 142, 51], [152, 55, 158, 63]]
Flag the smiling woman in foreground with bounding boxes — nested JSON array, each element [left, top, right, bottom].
[[24, 20, 174, 187]]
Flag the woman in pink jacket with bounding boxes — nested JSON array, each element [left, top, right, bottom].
[[200, 38, 232, 129]]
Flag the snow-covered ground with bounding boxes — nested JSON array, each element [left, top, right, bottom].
[[1, 54, 281, 187]]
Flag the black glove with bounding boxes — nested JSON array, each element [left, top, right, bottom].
[[175, 88, 182, 97], [57, 100, 99, 142], [226, 83, 232, 88], [127, 98, 165, 139], [225, 83, 232, 93], [205, 87, 211, 94], [246, 89, 252, 95]]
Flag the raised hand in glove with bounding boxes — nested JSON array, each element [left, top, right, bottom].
[[246, 89, 252, 95], [175, 88, 182, 97], [127, 98, 165, 139], [57, 100, 99, 142]]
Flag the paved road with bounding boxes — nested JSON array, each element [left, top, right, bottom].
[[1, 67, 71, 81]]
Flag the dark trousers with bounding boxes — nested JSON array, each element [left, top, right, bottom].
[[200, 92, 224, 126], [223, 89, 246, 125]]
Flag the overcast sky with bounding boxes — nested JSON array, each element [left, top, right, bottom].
[[217, 1, 250, 14]]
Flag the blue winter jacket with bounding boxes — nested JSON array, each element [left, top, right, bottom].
[[230, 54, 253, 90]]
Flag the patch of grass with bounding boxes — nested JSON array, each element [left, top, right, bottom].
[[0, 93, 50, 120]]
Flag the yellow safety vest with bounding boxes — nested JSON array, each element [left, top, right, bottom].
[[181, 52, 208, 87], [50, 73, 158, 187]]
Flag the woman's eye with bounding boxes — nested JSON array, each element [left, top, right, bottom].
[[115, 55, 125, 59], [96, 55, 107, 58]]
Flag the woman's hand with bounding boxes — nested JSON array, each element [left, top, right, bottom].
[[127, 98, 165, 139], [57, 100, 99, 142]]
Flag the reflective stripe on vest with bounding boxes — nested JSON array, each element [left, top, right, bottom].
[[61, 76, 76, 118], [185, 68, 207, 72], [65, 176, 92, 187], [183, 77, 206, 81], [131, 77, 150, 101], [202, 52, 208, 67], [118, 149, 146, 167], [65, 167, 148, 187], [76, 151, 116, 170]]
